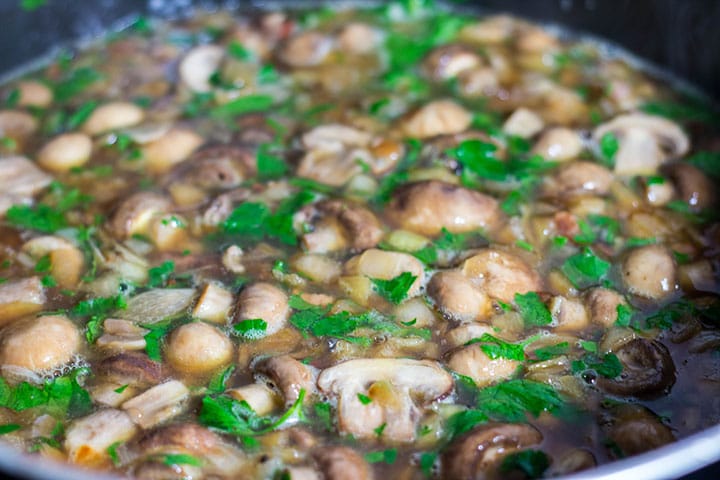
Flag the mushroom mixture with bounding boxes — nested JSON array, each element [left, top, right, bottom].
[[0, 3, 719, 479]]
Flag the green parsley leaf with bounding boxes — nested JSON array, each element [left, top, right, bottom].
[[475, 379, 566, 422], [419, 452, 437, 477], [161, 453, 203, 467], [466, 333, 525, 361], [641, 99, 720, 126], [515, 292, 552, 327], [644, 300, 695, 330], [210, 94, 275, 118], [560, 247, 610, 288], [6, 204, 67, 233], [615, 304, 634, 327], [20, 0, 47, 11], [53, 67, 104, 102], [227, 41, 253, 61], [365, 448, 397, 464], [445, 409, 488, 441], [371, 271, 417, 304], [373, 422, 386, 436], [0, 424, 20, 435], [357, 393, 372, 405], [500, 449, 550, 479], [233, 319, 268, 340], [208, 365, 235, 394], [313, 401, 333, 431], [533, 342, 570, 361], [687, 151, 720, 179], [572, 352, 623, 378], [256, 143, 288, 180], [147, 261, 175, 288], [113, 384, 129, 394], [66, 101, 97, 130], [107, 441, 122, 466], [599, 132, 619, 167]]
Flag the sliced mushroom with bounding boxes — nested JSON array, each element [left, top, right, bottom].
[[137, 423, 221, 455], [82, 101, 145, 136], [64, 409, 138, 467], [386, 180, 501, 237], [313, 446, 374, 480], [447, 344, 520, 387], [97, 351, 164, 387], [0, 156, 52, 216], [257, 355, 317, 406], [109, 191, 172, 239], [235, 282, 289, 335], [96, 319, 149, 352], [622, 245, 676, 299], [344, 248, 425, 299], [597, 338, 676, 398], [585, 288, 627, 328], [337, 23, 380, 55], [279, 31, 333, 68], [296, 199, 383, 253], [402, 100, 472, 139], [427, 270, 492, 323], [122, 380, 190, 429], [532, 127, 583, 162], [168, 145, 255, 192], [15, 80, 53, 108], [143, 128, 205, 174], [0, 276, 46, 325], [166, 322, 234, 375], [193, 283, 234, 323], [461, 249, 541, 303], [0, 314, 81, 373], [549, 295, 589, 332], [593, 113, 689, 175], [662, 162, 715, 210], [22, 235, 85, 288], [545, 161, 613, 198], [179, 44, 225, 93], [0, 110, 38, 140], [37, 133, 92, 172], [442, 423, 543, 480], [117, 289, 196, 325], [227, 383, 282, 416], [502, 108, 544, 139], [601, 404, 675, 457], [423, 45, 482, 81], [317, 358, 452, 442]]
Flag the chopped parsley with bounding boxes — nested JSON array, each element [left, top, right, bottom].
[[500, 449, 550, 479], [598, 132, 619, 167], [207, 365, 236, 394], [466, 333, 525, 361], [533, 342, 570, 361], [0, 370, 92, 418], [572, 352, 623, 378], [357, 393, 372, 405], [365, 448, 398, 464], [233, 319, 268, 340], [371, 271, 417, 304], [256, 143, 288, 180], [413, 228, 485, 265], [687, 151, 720, 179], [514, 292, 552, 327], [0, 424, 21, 435], [614, 304, 635, 327], [210, 94, 275, 118], [71, 294, 128, 343], [146, 260, 175, 288], [313, 401, 333, 431], [475, 379, 566, 422], [560, 247, 610, 288]]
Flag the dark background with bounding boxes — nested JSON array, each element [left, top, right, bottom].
[[0, 0, 718, 478]]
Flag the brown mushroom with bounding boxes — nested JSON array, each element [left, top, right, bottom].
[[402, 100, 472, 139], [597, 338, 676, 398], [0, 156, 52, 216], [442, 423, 543, 480], [109, 192, 172, 240], [545, 161, 613, 198], [98, 352, 165, 387], [461, 249, 541, 303], [257, 355, 317, 406], [386, 180, 501, 237], [279, 31, 333, 68], [427, 270, 492, 323], [622, 245, 676, 299], [235, 282, 289, 335], [423, 45, 482, 81], [137, 423, 221, 455], [601, 404, 675, 457], [296, 199, 383, 253], [313, 446, 374, 480], [662, 162, 715, 210]]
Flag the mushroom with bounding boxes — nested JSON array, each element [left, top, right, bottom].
[[192, 283, 234, 323], [344, 248, 425, 299], [0, 314, 81, 373], [22, 235, 85, 288], [545, 161, 613, 198], [0, 156, 52, 216], [82, 101, 145, 136], [64, 409, 138, 467], [109, 191, 172, 239], [601, 404, 675, 457], [36, 132, 92, 172], [427, 270, 492, 323], [295, 200, 383, 253], [597, 338, 676, 398], [142, 128, 205, 174], [593, 113, 689, 176], [502, 108, 544, 139], [549, 295, 589, 332], [279, 31, 333, 68], [169, 145, 255, 192], [122, 380, 190, 429], [257, 355, 317, 406], [442, 423, 543, 479], [461, 249, 541, 303], [422, 45, 483, 81], [662, 162, 715, 210], [0, 110, 38, 140], [227, 383, 282, 416], [402, 100, 472, 139], [0, 277, 46, 325], [317, 358, 452, 442], [386, 180, 501, 237], [622, 245, 676, 299], [459, 16, 517, 44], [313, 446, 374, 480], [179, 44, 225, 93], [235, 282, 289, 335], [165, 322, 234, 375], [117, 289, 196, 325], [14, 80, 53, 108], [585, 288, 627, 328], [532, 127, 583, 162], [447, 344, 520, 387], [336, 23, 380, 55], [137, 423, 222, 455], [97, 351, 165, 387]]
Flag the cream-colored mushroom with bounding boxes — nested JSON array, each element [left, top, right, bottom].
[[165, 322, 234, 374], [109, 191, 172, 239], [423, 45, 482, 81], [663, 162, 715, 209], [317, 358, 452, 442], [459, 15, 516, 44], [0, 315, 81, 372], [585, 288, 626, 328], [0, 277, 46, 325], [117, 288, 196, 325], [386, 180, 501, 237], [0, 156, 52, 216], [313, 447, 374, 480], [402, 100, 472, 139], [457, 67, 499, 97], [179, 44, 225, 93], [446, 323, 496, 349], [292, 254, 341, 283], [82, 102, 145, 136], [549, 295, 589, 331], [344, 248, 425, 299], [0, 110, 38, 139], [235, 282, 289, 335], [37, 133, 92, 172], [64, 409, 138, 466], [22, 236, 85, 288], [257, 355, 317, 406], [122, 380, 189, 429], [193, 283, 234, 323], [546, 161, 613, 198], [142, 128, 204, 174], [337, 23, 380, 55], [279, 31, 333, 68], [228, 383, 282, 416], [461, 249, 541, 303], [427, 270, 492, 323], [447, 344, 519, 387], [622, 245, 676, 299], [502, 108, 544, 139], [593, 113, 689, 176], [15, 80, 53, 108], [295, 200, 383, 253], [532, 127, 583, 162]]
